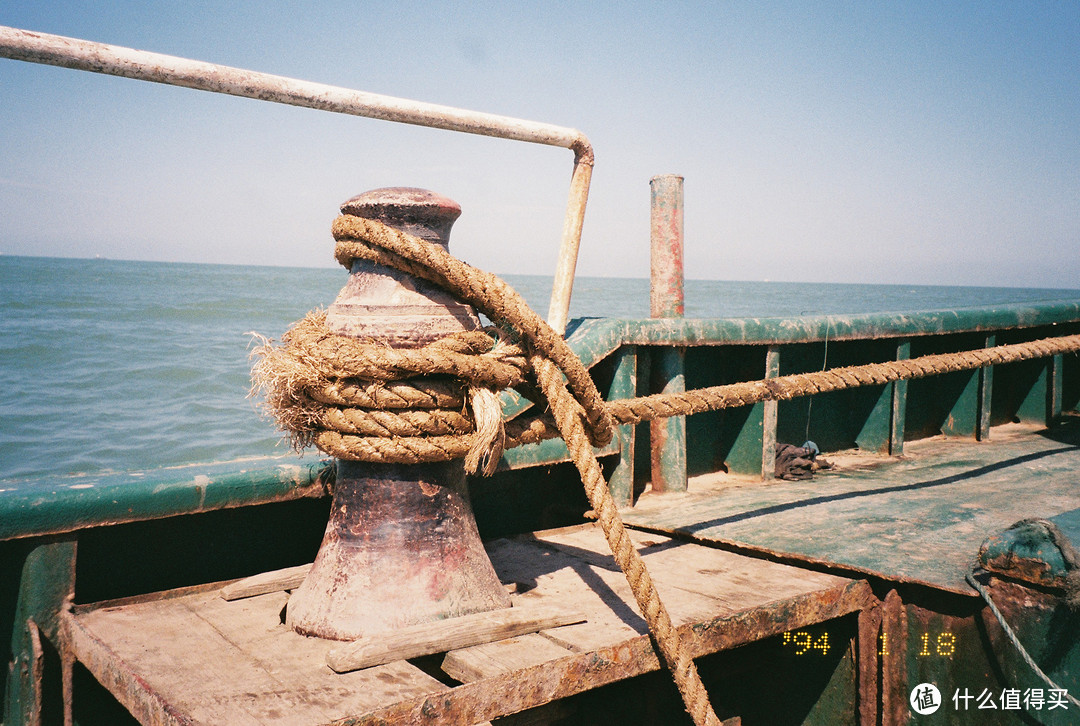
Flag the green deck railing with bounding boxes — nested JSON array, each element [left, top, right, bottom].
[[2, 300, 1079, 543]]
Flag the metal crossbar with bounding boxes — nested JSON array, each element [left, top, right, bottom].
[[0, 24, 592, 334]]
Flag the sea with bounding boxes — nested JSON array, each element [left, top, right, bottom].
[[2, 254, 1079, 487]]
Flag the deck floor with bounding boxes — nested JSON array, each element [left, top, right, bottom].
[[65, 524, 869, 725], [622, 421, 1080, 593]]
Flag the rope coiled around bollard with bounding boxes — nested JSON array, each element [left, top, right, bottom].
[[253, 215, 722, 726]]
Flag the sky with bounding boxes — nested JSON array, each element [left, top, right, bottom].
[[1, 2, 1078, 288]]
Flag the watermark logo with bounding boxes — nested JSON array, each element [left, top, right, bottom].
[[910, 683, 942, 715]]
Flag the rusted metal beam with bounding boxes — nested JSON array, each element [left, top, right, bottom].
[[856, 604, 882, 726], [0, 25, 592, 334], [27, 619, 44, 726], [880, 590, 908, 725]]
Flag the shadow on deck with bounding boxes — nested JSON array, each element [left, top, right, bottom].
[[622, 420, 1080, 593]]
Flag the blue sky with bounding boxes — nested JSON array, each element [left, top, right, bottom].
[[1, 2, 1077, 288]]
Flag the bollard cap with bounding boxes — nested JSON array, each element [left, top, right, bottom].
[[327, 187, 480, 344], [341, 188, 461, 248]]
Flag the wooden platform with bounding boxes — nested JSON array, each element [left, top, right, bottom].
[[63, 523, 872, 725], [622, 422, 1080, 593]]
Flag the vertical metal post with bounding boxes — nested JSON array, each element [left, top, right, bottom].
[[607, 346, 638, 507], [1048, 353, 1064, 427], [5, 539, 77, 726], [942, 335, 982, 439], [650, 348, 687, 493], [978, 334, 996, 441], [649, 175, 687, 493], [649, 175, 685, 318], [890, 340, 910, 455], [762, 347, 780, 480]]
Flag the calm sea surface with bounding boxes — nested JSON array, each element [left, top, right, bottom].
[[2, 255, 1078, 486]]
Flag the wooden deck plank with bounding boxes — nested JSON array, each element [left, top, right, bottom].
[[219, 564, 311, 601], [441, 633, 574, 682], [334, 579, 875, 726], [446, 524, 860, 688], [533, 524, 852, 612], [326, 604, 585, 673], [64, 612, 197, 726], [187, 590, 450, 716], [67, 523, 870, 725], [74, 597, 323, 725], [486, 532, 726, 654], [71, 591, 448, 725]]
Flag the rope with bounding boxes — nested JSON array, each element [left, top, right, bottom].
[[608, 334, 1080, 427], [425, 332, 1080, 454], [253, 216, 720, 725], [256, 317, 1080, 466], [253, 216, 1080, 726], [966, 565, 1080, 708]]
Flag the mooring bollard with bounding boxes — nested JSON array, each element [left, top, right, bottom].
[[285, 188, 512, 641]]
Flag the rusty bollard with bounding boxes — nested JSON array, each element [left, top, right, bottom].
[[285, 188, 512, 641]]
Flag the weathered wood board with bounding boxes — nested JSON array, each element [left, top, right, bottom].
[[66, 587, 449, 725], [66, 523, 869, 725]]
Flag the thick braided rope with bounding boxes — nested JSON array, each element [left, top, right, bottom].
[[532, 353, 722, 726], [308, 378, 465, 409], [285, 312, 530, 388], [251, 310, 521, 473], [468, 334, 1080, 449], [333, 215, 614, 448], [327, 217, 718, 726], [271, 332, 1080, 461], [267, 328, 1080, 460], [609, 333, 1080, 424]]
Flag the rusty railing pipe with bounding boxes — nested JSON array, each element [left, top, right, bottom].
[[0, 25, 590, 334], [648, 175, 687, 492]]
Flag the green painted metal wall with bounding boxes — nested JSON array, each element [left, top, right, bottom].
[[4, 301, 1080, 723]]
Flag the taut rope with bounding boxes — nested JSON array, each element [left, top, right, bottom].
[[255, 307, 1080, 467], [252, 216, 1080, 726]]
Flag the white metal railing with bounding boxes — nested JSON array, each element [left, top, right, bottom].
[[0, 25, 592, 334]]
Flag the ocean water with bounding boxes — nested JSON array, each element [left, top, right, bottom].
[[2, 254, 1078, 485]]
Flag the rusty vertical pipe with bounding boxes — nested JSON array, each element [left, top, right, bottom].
[[649, 175, 687, 493], [649, 174, 685, 318], [285, 189, 511, 641]]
